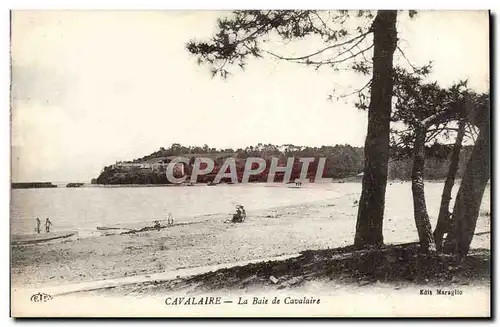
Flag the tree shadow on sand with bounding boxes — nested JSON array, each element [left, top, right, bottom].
[[122, 242, 490, 295]]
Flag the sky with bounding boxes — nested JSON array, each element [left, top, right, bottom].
[[10, 10, 489, 182]]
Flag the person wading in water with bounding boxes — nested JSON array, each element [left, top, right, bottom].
[[35, 218, 41, 234], [45, 218, 52, 233]]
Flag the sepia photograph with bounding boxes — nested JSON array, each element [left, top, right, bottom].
[[9, 8, 491, 318]]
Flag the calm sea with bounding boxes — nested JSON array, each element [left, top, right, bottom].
[[10, 183, 349, 235]]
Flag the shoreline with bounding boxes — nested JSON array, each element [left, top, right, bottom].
[[11, 177, 476, 189], [10, 183, 350, 237], [11, 185, 490, 289]]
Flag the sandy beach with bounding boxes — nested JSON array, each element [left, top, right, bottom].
[[11, 182, 491, 289]]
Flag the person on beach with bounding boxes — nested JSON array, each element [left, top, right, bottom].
[[232, 205, 246, 223], [167, 213, 174, 226], [45, 218, 52, 233], [35, 218, 41, 234]]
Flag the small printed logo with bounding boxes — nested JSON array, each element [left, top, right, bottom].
[[30, 292, 53, 303]]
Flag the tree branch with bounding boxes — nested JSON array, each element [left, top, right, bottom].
[[426, 127, 460, 133], [263, 30, 370, 62], [397, 46, 419, 72], [421, 108, 454, 128], [337, 78, 372, 99], [265, 43, 374, 67], [312, 12, 336, 35]]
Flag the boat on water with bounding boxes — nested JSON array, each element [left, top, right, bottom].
[[11, 231, 77, 245], [66, 183, 85, 188]]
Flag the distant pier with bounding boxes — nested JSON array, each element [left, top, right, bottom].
[[11, 182, 58, 189]]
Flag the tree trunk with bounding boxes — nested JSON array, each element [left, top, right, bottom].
[[443, 120, 490, 257], [354, 10, 398, 248], [411, 125, 436, 253], [434, 120, 466, 251]]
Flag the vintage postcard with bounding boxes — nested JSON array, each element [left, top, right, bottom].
[[10, 10, 490, 317]]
